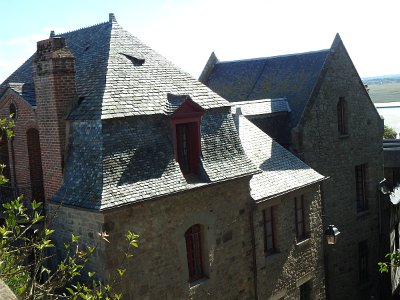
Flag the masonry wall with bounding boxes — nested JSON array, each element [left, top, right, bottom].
[[293, 42, 384, 299], [254, 184, 325, 300], [0, 91, 40, 202], [47, 203, 108, 277], [102, 177, 255, 300]]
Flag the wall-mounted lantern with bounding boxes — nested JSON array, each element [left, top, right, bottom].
[[325, 225, 340, 245]]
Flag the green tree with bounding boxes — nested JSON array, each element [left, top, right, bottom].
[[384, 124, 397, 139], [0, 117, 139, 299]]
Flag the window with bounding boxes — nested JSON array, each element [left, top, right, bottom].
[[9, 103, 17, 120], [27, 128, 45, 201], [337, 97, 347, 135], [299, 281, 311, 300], [355, 164, 368, 212], [295, 196, 306, 240], [358, 240, 369, 284], [171, 97, 204, 176], [176, 122, 199, 175], [263, 207, 276, 254], [185, 224, 204, 282]]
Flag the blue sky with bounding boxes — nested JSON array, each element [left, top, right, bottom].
[[1, 0, 400, 83]]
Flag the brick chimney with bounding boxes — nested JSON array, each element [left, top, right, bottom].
[[33, 37, 77, 201]]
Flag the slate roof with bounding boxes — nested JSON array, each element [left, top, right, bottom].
[[236, 114, 324, 201], [203, 50, 330, 142], [39, 15, 258, 210], [231, 98, 290, 116], [54, 110, 258, 210], [0, 17, 230, 120]]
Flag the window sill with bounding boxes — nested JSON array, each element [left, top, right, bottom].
[[296, 237, 311, 247]]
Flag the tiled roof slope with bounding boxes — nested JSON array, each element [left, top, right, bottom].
[[47, 15, 257, 210], [231, 98, 290, 116], [236, 114, 324, 201], [0, 21, 112, 110], [204, 50, 330, 137], [1, 18, 230, 119], [54, 109, 257, 210]]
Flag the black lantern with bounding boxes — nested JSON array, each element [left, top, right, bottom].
[[325, 225, 340, 245]]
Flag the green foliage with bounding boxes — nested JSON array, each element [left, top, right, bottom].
[[383, 124, 397, 139], [379, 250, 400, 274], [0, 197, 139, 299], [0, 116, 139, 299]]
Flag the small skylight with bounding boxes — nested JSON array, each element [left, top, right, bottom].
[[120, 53, 145, 66]]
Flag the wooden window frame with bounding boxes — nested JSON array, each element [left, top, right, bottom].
[[185, 224, 204, 282], [337, 97, 347, 135], [295, 196, 306, 240], [355, 164, 368, 212], [263, 207, 276, 255], [171, 99, 204, 176]]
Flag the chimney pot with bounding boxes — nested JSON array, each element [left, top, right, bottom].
[[109, 13, 116, 22]]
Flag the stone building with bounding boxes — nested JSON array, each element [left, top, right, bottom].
[[0, 14, 328, 299], [382, 138, 400, 296], [201, 35, 385, 299]]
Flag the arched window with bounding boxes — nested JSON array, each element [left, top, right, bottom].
[[337, 97, 347, 135], [26, 128, 45, 201], [9, 103, 17, 120], [185, 224, 204, 282], [0, 135, 11, 181]]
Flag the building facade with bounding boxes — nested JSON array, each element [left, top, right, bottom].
[[0, 14, 328, 299], [201, 35, 385, 299]]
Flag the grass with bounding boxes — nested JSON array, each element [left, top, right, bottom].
[[368, 82, 400, 103]]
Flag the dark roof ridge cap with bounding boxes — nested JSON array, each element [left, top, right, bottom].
[[296, 37, 337, 130], [215, 49, 331, 65], [55, 21, 110, 37]]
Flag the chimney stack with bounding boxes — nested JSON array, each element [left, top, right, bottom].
[[33, 36, 77, 201]]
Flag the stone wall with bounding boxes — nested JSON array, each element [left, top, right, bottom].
[[294, 41, 384, 299], [102, 177, 255, 300], [48, 203, 108, 277], [254, 184, 325, 300]]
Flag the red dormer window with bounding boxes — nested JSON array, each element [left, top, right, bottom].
[[171, 98, 204, 175]]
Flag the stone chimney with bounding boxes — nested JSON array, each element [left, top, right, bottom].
[[33, 36, 77, 201]]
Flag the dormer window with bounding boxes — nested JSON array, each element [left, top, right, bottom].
[[176, 122, 199, 174], [170, 96, 204, 176]]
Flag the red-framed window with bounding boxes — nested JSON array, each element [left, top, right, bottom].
[[185, 224, 204, 282], [263, 207, 276, 255], [176, 122, 200, 175], [355, 164, 368, 212], [337, 97, 347, 135], [295, 196, 306, 240], [171, 99, 204, 176]]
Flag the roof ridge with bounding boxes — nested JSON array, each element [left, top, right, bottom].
[[55, 21, 110, 37], [216, 49, 330, 65]]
